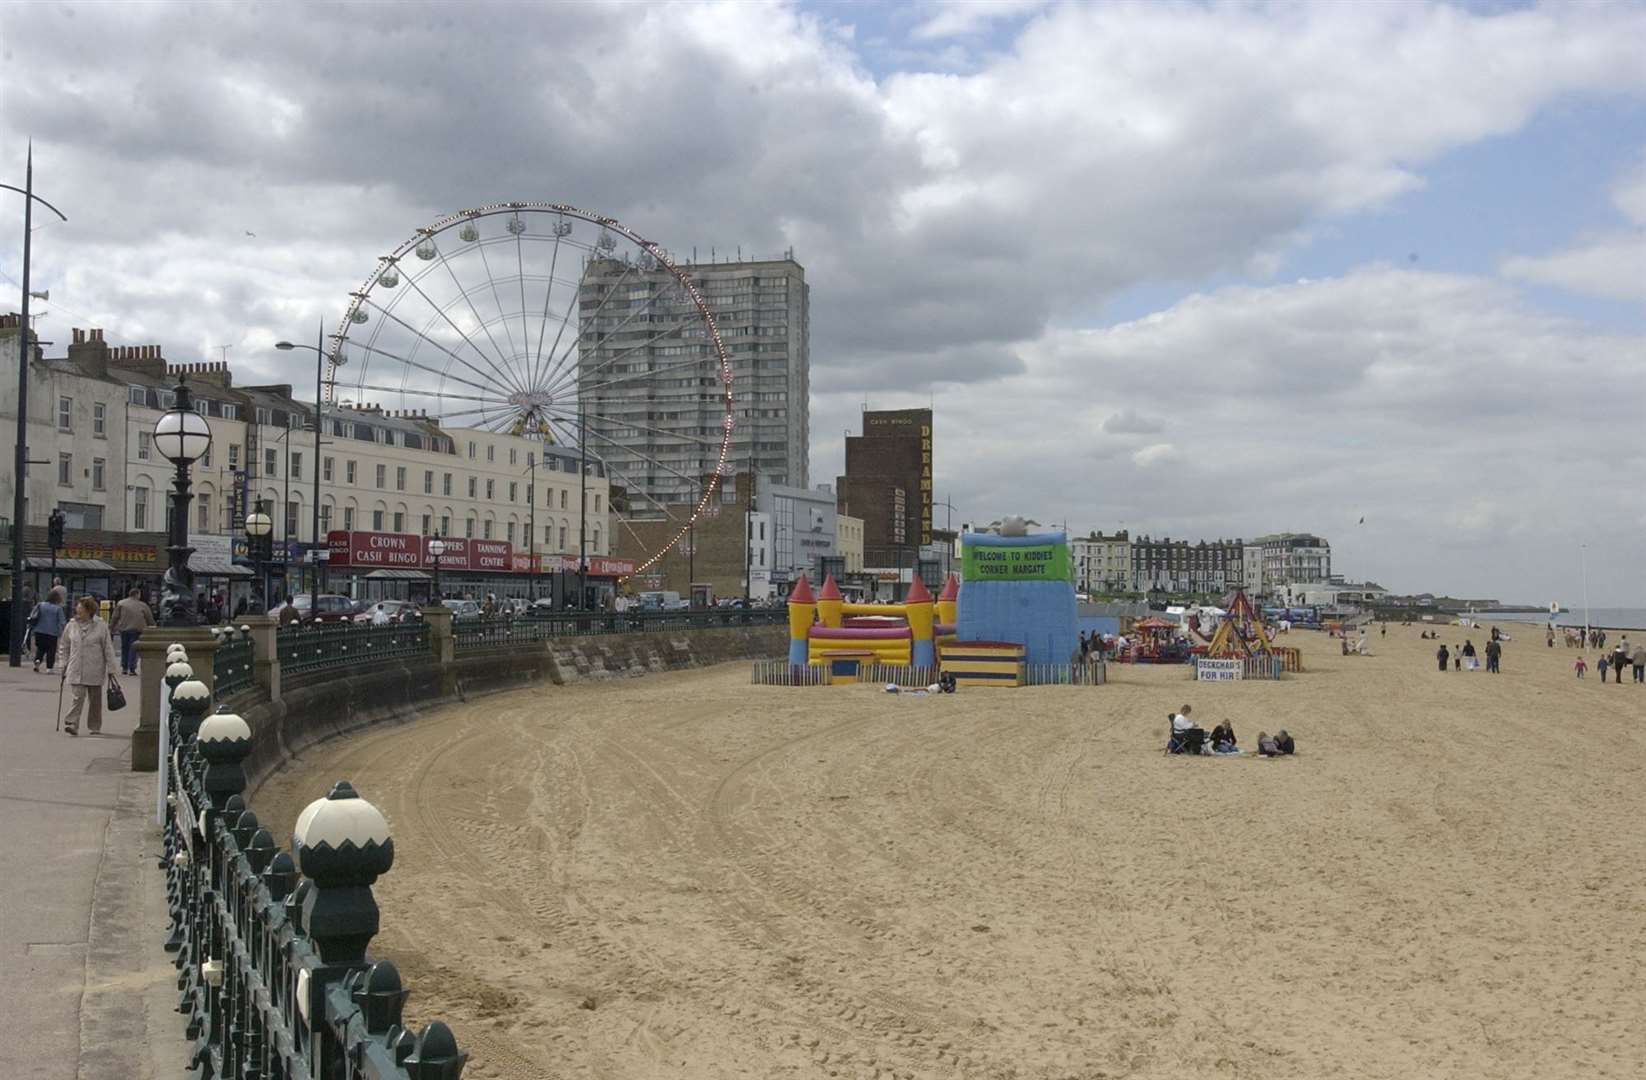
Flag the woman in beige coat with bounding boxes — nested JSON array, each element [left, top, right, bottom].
[[60, 596, 121, 736]]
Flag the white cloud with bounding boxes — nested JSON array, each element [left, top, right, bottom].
[[1102, 409, 1164, 435], [912, 0, 1049, 41], [1501, 150, 1646, 301], [1131, 443, 1179, 467], [2, 1, 1644, 601]]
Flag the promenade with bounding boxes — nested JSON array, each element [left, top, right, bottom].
[[0, 659, 186, 1080]]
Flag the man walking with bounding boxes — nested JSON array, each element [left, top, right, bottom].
[[110, 585, 155, 677], [1612, 643, 1629, 687], [1484, 637, 1502, 674], [1631, 640, 1645, 684]]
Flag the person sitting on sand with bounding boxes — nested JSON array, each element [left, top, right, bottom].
[[1169, 705, 1205, 754], [1257, 731, 1280, 757], [1275, 730, 1295, 755], [1210, 720, 1239, 754]]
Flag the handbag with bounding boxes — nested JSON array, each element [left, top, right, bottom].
[[106, 674, 127, 712]]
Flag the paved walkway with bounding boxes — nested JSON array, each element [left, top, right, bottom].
[[0, 658, 186, 1080]]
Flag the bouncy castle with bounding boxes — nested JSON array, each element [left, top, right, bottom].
[[787, 574, 938, 669], [778, 520, 1083, 687], [954, 525, 1079, 666]]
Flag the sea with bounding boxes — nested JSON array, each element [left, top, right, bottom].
[[1458, 608, 1646, 631]]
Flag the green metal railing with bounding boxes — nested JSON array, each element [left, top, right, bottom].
[[278, 621, 432, 679], [453, 607, 786, 653], [212, 631, 256, 700]]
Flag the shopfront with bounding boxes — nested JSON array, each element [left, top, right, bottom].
[[323, 530, 636, 608], [15, 527, 169, 603]]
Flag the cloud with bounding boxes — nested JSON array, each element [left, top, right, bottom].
[[1102, 409, 1164, 435], [2, 1, 1644, 602], [1501, 150, 1646, 301], [830, 265, 1645, 599], [912, 0, 1049, 41], [1131, 442, 1179, 467]]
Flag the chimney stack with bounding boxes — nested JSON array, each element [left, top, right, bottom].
[[68, 325, 112, 379]]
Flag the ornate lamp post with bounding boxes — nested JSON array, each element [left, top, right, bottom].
[[245, 501, 273, 615], [153, 379, 213, 626], [427, 536, 445, 603]]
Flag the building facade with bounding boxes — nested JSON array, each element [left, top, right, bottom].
[[3, 318, 618, 603], [1071, 530, 1133, 594], [1129, 536, 1247, 594], [836, 407, 933, 556], [835, 514, 864, 574], [755, 483, 836, 592], [1253, 532, 1332, 586], [577, 253, 810, 508]]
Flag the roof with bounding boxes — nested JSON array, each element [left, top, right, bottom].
[[364, 568, 431, 581], [24, 557, 115, 572], [189, 556, 254, 577]]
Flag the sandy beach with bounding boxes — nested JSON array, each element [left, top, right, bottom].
[[257, 625, 1646, 1080]]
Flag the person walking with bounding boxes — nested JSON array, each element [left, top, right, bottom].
[[1484, 637, 1501, 674], [1436, 642, 1450, 672], [1611, 643, 1629, 687], [59, 596, 120, 736], [110, 585, 156, 677], [1630, 640, 1645, 684], [30, 587, 68, 673], [1598, 653, 1610, 683]]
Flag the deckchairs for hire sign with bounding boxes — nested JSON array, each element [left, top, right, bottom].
[[962, 541, 1070, 581]]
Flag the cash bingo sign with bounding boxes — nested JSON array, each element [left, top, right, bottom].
[[327, 530, 424, 569]]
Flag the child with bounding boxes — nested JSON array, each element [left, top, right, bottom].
[[1574, 656, 1586, 679]]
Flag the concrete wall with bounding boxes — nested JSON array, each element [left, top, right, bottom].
[[242, 623, 785, 793]]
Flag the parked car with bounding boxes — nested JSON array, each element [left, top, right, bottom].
[[440, 598, 482, 620], [289, 594, 364, 624], [352, 599, 423, 624]]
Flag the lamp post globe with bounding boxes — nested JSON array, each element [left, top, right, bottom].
[[154, 379, 213, 626], [427, 537, 446, 601], [246, 504, 273, 615]]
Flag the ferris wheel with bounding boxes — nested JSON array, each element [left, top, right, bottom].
[[330, 202, 734, 574]]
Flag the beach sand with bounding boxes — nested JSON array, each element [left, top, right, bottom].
[[257, 625, 1646, 1079]]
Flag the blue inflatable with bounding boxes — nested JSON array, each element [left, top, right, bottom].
[[955, 529, 1079, 665]]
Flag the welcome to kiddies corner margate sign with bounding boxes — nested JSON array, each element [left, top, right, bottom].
[[325, 531, 636, 576]]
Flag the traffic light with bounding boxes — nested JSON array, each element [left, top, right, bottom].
[[47, 508, 66, 550]]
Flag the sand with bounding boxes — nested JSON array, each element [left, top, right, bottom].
[[256, 626, 1646, 1080]]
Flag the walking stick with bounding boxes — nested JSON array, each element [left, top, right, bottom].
[[55, 673, 65, 732]]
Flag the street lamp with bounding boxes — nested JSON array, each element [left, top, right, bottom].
[[5, 143, 69, 667], [275, 322, 341, 620], [427, 536, 446, 601], [245, 501, 272, 615], [153, 378, 213, 625]]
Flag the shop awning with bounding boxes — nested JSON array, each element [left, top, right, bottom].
[[190, 558, 254, 578], [364, 569, 431, 581], [24, 557, 116, 572]]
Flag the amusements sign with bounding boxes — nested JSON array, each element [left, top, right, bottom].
[[963, 543, 1071, 581], [1196, 658, 1243, 681]]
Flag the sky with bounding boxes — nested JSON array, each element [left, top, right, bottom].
[[2, 0, 1643, 604]]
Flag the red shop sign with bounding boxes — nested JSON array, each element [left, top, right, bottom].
[[327, 531, 423, 569]]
